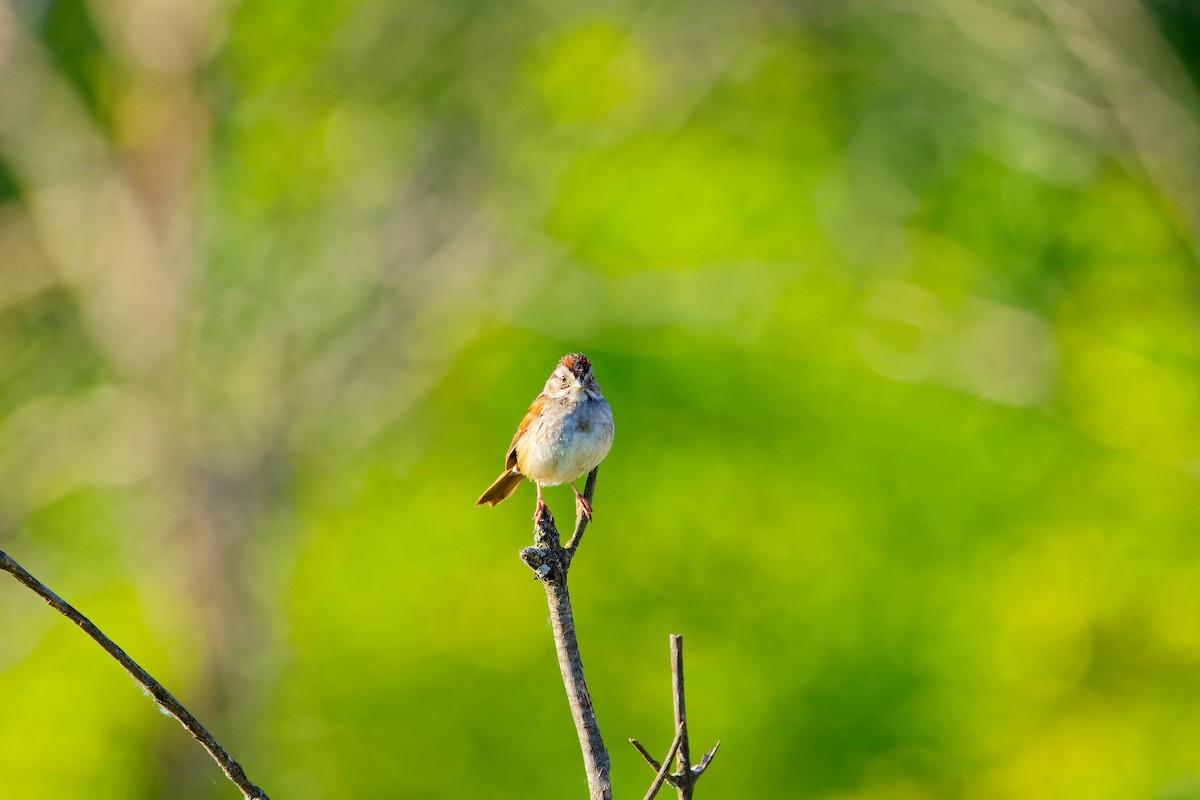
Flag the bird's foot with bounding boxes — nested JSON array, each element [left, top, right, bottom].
[[534, 497, 550, 524], [572, 486, 593, 521]]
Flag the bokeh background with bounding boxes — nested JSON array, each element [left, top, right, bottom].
[[3, 0, 1200, 797]]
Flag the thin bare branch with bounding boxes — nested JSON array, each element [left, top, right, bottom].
[[519, 500, 612, 800], [629, 738, 663, 772], [671, 635, 691, 782], [564, 467, 599, 560], [0, 549, 269, 800], [641, 728, 684, 800], [695, 741, 721, 777], [631, 635, 719, 799]]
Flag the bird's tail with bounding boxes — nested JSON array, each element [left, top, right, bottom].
[[476, 469, 524, 507]]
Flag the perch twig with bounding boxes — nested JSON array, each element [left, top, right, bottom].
[[519, 466, 611, 800]]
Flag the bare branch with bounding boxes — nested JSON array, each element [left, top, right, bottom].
[[518, 498, 612, 800], [629, 738, 663, 772], [0, 549, 269, 800], [671, 635, 691, 783], [641, 727, 683, 800], [695, 741, 721, 777], [632, 635, 720, 799], [564, 467, 599, 561]]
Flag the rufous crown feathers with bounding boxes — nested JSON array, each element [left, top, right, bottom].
[[560, 353, 591, 379]]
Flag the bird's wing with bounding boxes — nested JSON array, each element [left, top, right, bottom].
[[505, 393, 547, 471]]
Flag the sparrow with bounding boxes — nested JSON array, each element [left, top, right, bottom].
[[476, 353, 615, 520]]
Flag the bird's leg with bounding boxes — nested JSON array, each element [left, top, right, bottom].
[[535, 482, 548, 523], [571, 481, 592, 521]]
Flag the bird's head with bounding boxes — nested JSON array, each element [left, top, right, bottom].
[[545, 353, 603, 400]]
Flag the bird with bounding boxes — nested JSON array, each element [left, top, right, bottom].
[[476, 353, 614, 521]]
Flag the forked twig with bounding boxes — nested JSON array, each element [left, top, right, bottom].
[[641, 726, 683, 800], [0, 550, 269, 800], [631, 635, 720, 799]]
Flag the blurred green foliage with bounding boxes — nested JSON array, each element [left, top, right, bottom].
[[3, 0, 1200, 798]]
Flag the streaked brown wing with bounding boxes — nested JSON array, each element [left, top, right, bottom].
[[505, 393, 548, 471]]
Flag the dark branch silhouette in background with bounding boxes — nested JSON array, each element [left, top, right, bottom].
[[0, 550, 269, 800]]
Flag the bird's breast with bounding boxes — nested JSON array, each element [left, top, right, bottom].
[[516, 398, 613, 486]]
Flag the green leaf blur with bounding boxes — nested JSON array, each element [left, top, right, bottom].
[[2, 1, 1200, 798]]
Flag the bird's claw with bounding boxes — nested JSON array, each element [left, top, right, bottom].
[[575, 493, 593, 521]]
